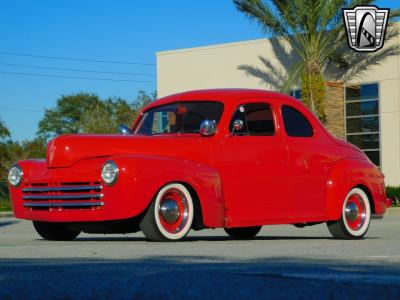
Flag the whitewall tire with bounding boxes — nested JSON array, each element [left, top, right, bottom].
[[327, 188, 371, 239], [140, 183, 194, 241]]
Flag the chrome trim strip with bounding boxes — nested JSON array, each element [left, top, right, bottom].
[[346, 114, 379, 119], [346, 131, 379, 136], [22, 185, 103, 193], [23, 201, 104, 207], [23, 194, 104, 200]]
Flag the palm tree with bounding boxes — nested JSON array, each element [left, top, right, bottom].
[[234, 0, 399, 122]]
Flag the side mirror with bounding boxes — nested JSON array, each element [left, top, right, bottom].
[[232, 119, 244, 132], [199, 120, 216, 137], [119, 124, 133, 135]]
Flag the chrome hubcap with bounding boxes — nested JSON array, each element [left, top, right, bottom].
[[345, 202, 359, 222], [160, 198, 180, 224], [344, 193, 367, 231], [157, 188, 190, 234]]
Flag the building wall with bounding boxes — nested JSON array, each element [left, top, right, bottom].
[[344, 29, 399, 186], [156, 38, 292, 96], [156, 24, 400, 185]]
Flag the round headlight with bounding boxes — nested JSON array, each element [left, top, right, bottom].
[[101, 161, 119, 185], [8, 165, 23, 187]]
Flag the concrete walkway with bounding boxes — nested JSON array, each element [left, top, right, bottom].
[[1, 215, 400, 299]]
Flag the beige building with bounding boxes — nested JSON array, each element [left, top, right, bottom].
[[156, 26, 400, 185]]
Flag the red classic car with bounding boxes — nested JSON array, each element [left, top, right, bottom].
[[8, 89, 391, 241]]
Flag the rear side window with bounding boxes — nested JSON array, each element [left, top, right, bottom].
[[229, 103, 275, 136], [282, 105, 313, 137]]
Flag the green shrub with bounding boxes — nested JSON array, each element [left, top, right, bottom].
[[0, 198, 11, 211], [0, 181, 11, 211], [386, 186, 400, 206]]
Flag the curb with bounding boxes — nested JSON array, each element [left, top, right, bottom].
[[0, 212, 14, 218]]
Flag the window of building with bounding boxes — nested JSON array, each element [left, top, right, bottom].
[[282, 105, 313, 137], [345, 83, 380, 166], [289, 89, 302, 100], [229, 103, 275, 136]]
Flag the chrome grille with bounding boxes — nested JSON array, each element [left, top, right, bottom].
[[22, 182, 104, 210]]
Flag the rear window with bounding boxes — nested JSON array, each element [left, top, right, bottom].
[[282, 105, 313, 137]]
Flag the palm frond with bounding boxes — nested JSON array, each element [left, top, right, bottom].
[[233, 0, 399, 95], [233, 0, 287, 36], [282, 62, 305, 92], [342, 44, 399, 81], [389, 8, 400, 20], [319, 0, 346, 29], [348, 0, 374, 7], [238, 62, 285, 89]]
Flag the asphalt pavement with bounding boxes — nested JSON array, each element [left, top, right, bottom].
[[0, 214, 399, 299]]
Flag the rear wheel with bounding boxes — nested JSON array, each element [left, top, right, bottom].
[[140, 183, 194, 242], [33, 221, 80, 241], [327, 188, 371, 239], [225, 226, 262, 240]]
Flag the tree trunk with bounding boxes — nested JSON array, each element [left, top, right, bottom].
[[300, 69, 326, 123]]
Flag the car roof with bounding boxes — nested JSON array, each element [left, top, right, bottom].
[[134, 88, 332, 140], [143, 88, 297, 111]]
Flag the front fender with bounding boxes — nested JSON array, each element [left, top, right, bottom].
[[326, 158, 386, 220], [112, 154, 224, 228]]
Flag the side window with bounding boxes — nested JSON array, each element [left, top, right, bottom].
[[230, 103, 275, 136], [282, 105, 313, 137]]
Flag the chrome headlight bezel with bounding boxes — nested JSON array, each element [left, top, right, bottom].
[[101, 160, 119, 185], [8, 165, 23, 187]]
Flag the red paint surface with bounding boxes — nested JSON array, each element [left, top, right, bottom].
[[9, 89, 388, 228]]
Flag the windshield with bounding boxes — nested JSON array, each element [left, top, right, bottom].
[[134, 101, 224, 135]]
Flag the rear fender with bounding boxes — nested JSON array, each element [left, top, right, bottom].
[[326, 158, 386, 220]]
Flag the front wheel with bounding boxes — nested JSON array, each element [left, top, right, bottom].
[[327, 188, 371, 239], [33, 221, 80, 241], [140, 183, 194, 242], [224, 226, 262, 240]]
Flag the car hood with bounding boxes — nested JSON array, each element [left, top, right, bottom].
[[46, 134, 168, 168]]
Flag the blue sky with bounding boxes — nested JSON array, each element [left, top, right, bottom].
[[0, 0, 396, 141]]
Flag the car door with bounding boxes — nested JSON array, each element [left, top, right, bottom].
[[280, 104, 334, 221], [218, 100, 289, 226]]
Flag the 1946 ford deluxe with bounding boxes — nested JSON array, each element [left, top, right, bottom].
[[8, 89, 391, 241]]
